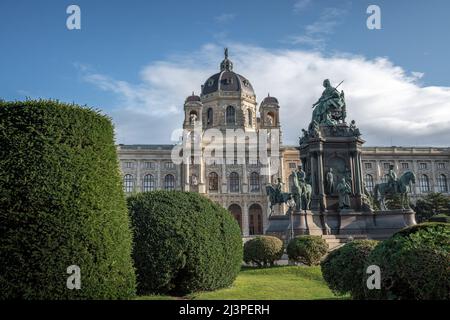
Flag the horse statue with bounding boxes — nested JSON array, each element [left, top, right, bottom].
[[292, 181, 312, 213], [265, 185, 292, 215], [373, 171, 416, 210]]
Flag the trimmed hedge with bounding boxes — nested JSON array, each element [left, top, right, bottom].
[[321, 240, 378, 299], [428, 214, 450, 223], [287, 235, 329, 266], [365, 222, 450, 300], [128, 191, 243, 295], [0, 100, 136, 299], [243, 236, 284, 267]]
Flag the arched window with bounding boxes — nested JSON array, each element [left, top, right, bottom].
[[437, 174, 448, 193], [229, 172, 240, 192], [142, 174, 155, 192], [226, 106, 235, 124], [247, 109, 253, 126], [249, 204, 263, 235], [123, 174, 134, 193], [250, 172, 260, 192], [381, 174, 389, 184], [164, 174, 175, 191], [364, 174, 374, 192], [189, 111, 197, 125], [208, 172, 219, 191], [419, 174, 430, 193], [207, 108, 213, 125], [266, 112, 275, 126], [228, 204, 242, 233]]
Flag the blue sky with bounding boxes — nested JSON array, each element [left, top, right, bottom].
[[1, 0, 449, 146]]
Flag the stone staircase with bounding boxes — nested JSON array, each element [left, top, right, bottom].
[[321, 234, 369, 250]]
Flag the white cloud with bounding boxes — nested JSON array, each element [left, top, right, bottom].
[[82, 43, 450, 147], [286, 6, 348, 49], [293, 0, 311, 13], [215, 13, 236, 23]]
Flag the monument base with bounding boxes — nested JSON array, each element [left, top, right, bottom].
[[266, 209, 417, 242]]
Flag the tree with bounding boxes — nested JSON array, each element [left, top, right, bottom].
[[413, 192, 450, 222]]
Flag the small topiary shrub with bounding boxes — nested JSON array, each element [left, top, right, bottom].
[[428, 214, 450, 223], [128, 191, 243, 295], [287, 235, 329, 266], [321, 240, 378, 299], [0, 99, 136, 299], [365, 222, 450, 300], [243, 236, 284, 267]]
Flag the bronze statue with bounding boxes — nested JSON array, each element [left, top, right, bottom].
[[336, 177, 352, 209], [266, 178, 291, 215], [387, 164, 398, 193], [326, 168, 335, 195], [374, 171, 416, 210], [311, 79, 346, 125]]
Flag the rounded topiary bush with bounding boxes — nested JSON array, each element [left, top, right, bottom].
[[365, 222, 450, 300], [287, 235, 329, 266], [321, 240, 378, 299], [243, 236, 284, 267], [128, 191, 243, 295], [0, 100, 136, 299]]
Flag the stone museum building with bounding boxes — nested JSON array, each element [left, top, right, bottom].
[[117, 50, 450, 237]]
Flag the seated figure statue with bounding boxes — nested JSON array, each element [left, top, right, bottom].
[[312, 79, 346, 125]]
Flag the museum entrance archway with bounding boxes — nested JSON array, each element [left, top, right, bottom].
[[249, 204, 263, 235], [228, 204, 242, 233]]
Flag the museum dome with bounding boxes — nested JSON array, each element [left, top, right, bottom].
[[201, 48, 255, 97], [261, 94, 279, 106], [185, 92, 201, 103]]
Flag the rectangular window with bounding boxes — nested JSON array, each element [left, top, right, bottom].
[[125, 162, 133, 169], [364, 162, 372, 170], [438, 163, 445, 169], [383, 162, 390, 170], [144, 162, 155, 169], [419, 163, 427, 170], [401, 162, 409, 169], [289, 162, 297, 169], [164, 162, 175, 169]]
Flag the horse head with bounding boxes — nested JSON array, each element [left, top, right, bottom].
[[401, 171, 416, 185]]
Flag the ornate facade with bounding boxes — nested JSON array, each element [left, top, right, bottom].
[[117, 50, 450, 236]]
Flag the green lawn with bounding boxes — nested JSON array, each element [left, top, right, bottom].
[[138, 265, 347, 300]]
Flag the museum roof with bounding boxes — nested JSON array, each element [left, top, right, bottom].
[[201, 48, 255, 96], [117, 144, 174, 150]]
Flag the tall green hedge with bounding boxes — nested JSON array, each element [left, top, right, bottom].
[[365, 222, 450, 300], [128, 191, 243, 295], [0, 100, 136, 299]]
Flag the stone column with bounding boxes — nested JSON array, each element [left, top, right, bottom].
[[431, 161, 437, 192], [136, 160, 141, 193], [198, 154, 205, 193], [349, 153, 356, 194], [317, 151, 325, 210], [242, 201, 249, 236], [242, 159, 248, 193], [355, 152, 363, 195], [221, 163, 227, 193], [157, 161, 162, 190], [184, 157, 190, 192]]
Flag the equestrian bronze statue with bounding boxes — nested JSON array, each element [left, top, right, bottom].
[[373, 170, 416, 210]]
